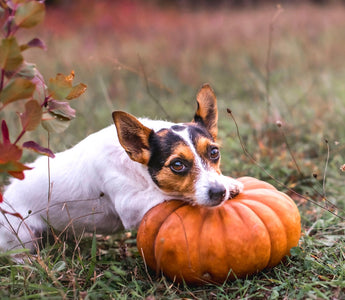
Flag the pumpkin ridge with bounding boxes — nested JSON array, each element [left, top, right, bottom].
[[217, 207, 235, 282], [239, 199, 287, 267], [226, 202, 271, 276], [140, 200, 187, 273], [172, 208, 194, 273], [228, 201, 252, 225], [241, 190, 301, 260], [197, 208, 208, 279], [197, 208, 229, 284], [155, 203, 191, 274]]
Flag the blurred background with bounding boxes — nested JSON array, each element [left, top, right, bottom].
[[9, 0, 345, 206]]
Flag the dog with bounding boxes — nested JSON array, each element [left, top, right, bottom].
[[0, 84, 243, 253]]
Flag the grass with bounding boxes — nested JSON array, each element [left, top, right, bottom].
[[1, 1, 345, 299]]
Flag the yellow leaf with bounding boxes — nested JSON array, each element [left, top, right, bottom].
[[66, 83, 87, 100], [48, 71, 86, 101], [0, 37, 23, 71], [66, 70, 75, 82], [0, 78, 35, 106], [14, 1, 45, 29], [48, 73, 73, 100]]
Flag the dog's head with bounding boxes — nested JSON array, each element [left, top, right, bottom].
[[112, 84, 240, 206]]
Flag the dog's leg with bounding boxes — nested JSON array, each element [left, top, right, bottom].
[[0, 215, 38, 253], [0, 197, 46, 254]]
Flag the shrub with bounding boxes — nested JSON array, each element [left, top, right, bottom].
[[0, 0, 86, 213]]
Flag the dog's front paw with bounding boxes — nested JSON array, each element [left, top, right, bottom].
[[229, 179, 244, 199]]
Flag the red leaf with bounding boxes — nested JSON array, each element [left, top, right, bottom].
[[0, 143, 22, 163], [1, 120, 10, 144], [0, 121, 28, 179], [0, 126, 23, 162], [23, 141, 55, 158], [28, 38, 47, 50], [0, 207, 23, 220], [19, 100, 42, 132], [8, 170, 25, 180], [21, 38, 47, 52], [0, 160, 31, 180]]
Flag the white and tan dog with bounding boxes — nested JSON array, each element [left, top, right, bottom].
[[0, 84, 243, 253]]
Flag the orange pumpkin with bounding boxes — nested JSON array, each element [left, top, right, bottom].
[[137, 176, 301, 285]]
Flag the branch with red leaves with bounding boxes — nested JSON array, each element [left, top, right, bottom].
[[0, 1, 87, 204]]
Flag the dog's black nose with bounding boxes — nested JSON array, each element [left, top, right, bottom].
[[208, 184, 226, 206]]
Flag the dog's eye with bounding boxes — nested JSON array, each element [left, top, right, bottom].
[[170, 160, 187, 173], [209, 147, 220, 160]]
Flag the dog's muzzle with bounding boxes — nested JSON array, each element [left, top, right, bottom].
[[207, 183, 227, 206]]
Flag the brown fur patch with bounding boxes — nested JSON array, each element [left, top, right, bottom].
[[166, 144, 195, 164], [194, 84, 218, 140], [156, 128, 169, 138], [112, 111, 152, 165], [195, 136, 221, 174]]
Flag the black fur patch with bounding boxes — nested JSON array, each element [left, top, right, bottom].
[[147, 129, 187, 186], [171, 125, 186, 131], [187, 123, 214, 145]]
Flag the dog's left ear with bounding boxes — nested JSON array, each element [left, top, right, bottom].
[[112, 111, 152, 165], [193, 83, 218, 140]]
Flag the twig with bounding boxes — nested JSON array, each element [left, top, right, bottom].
[[36, 256, 66, 299], [265, 5, 283, 121], [46, 131, 53, 246], [108, 57, 173, 94], [139, 248, 154, 286], [13, 129, 26, 145], [0, 69, 4, 92], [322, 139, 330, 203], [61, 203, 83, 261], [97, 75, 113, 111], [278, 122, 336, 211], [226, 108, 344, 220], [137, 55, 171, 119], [276, 121, 302, 175]]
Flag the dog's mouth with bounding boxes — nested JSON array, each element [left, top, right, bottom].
[[205, 199, 225, 207], [229, 188, 241, 199]]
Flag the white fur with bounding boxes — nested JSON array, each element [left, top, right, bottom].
[[0, 118, 243, 252]]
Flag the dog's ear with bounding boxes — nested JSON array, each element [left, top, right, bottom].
[[193, 83, 218, 140], [112, 111, 152, 165]]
